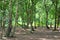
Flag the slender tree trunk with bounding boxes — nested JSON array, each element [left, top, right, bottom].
[[5, 0, 12, 37], [30, 22, 34, 31], [54, 0, 58, 30], [54, 13, 57, 30], [26, 1, 29, 28], [46, 11, 49, 29], [26, 11, 29, 28], [0, 16, 2, 39], [44, 0, 49, 29], [57, 16, 59, 28], [34, 17, 37, 29], [38, 14, 40, 27], [30, 0, 35, 31], [12, 0, 18, 37], [0, 18, 2, 29], [2, 11, 5, 31]]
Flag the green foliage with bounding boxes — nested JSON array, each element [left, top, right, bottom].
[[0, 0, 60, 27]]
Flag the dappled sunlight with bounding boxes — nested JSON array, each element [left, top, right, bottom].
[[0, 0, 60, 40]]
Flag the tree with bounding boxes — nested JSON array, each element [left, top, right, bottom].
[[12, 0, 19, 37], [5, 0, 12, 37], [44, 0, 50, 29], [53, 0, 58, 30]]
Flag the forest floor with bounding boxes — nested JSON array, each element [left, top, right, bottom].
[[0, 27, 60, 40]]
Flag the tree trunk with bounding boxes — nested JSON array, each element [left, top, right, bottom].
[[12, 0, 18, 37], [44, 0, 49, 29], [30, 22, 34, 31], [5, 0, 12, 37], [46, 11, 49, 29], [2, 11, 5, 31], [54, 0, 58, 30], [30, 0, 35, 31], [57, 16, 59, 28]]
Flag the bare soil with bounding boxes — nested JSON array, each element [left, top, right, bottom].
[[0, 27, 60, 40]]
